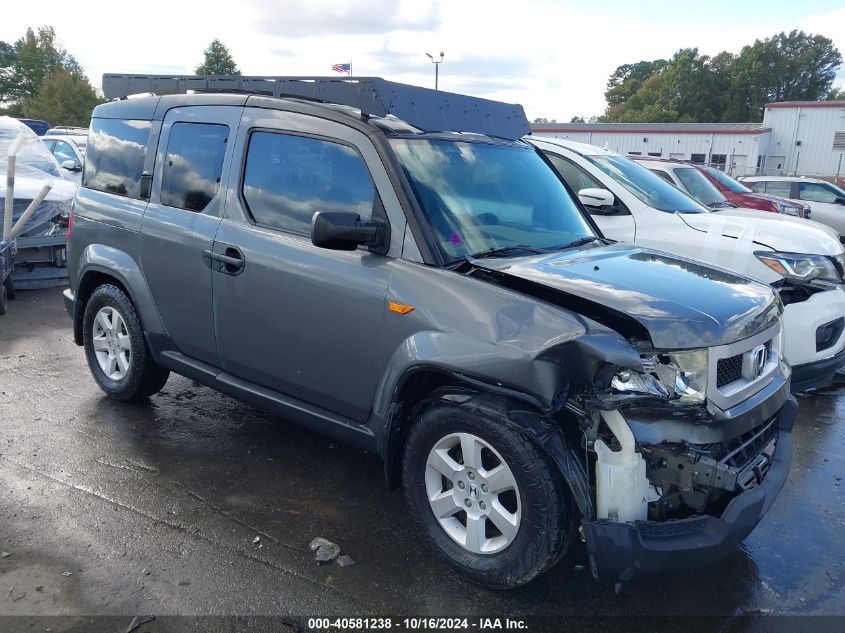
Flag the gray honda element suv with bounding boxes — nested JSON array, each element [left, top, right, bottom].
[[63, 75, 796, 587]]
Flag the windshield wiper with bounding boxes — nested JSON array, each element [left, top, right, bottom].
[[709, 201, 736, 210], [466, 244, 544, 260], [549, 236, 602, 251]]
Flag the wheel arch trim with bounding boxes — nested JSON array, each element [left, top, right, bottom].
[[73, 244, 166, 344]]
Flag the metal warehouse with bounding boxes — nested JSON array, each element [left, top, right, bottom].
[[532, 100, 845, 181]]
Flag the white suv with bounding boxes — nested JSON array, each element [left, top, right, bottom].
[[740, 176, 845, 239], [529, 137, 845, 392]]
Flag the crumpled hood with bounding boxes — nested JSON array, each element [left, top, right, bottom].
[[476, 244, 780, 349], [680, 208, 843, 256]]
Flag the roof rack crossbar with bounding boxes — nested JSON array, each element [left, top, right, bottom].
[[101, 74, 530, 141]]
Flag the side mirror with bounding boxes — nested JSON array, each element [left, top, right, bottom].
[[578, 188, 615, 210], [311, 211, 387, 252], [61, 159, 82, 172]]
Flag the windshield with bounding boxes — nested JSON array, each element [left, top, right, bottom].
[[585, 154, 705, 213], [703, 166, 752, 193], [674, 167, 728, 207], [390, 138, 596, 261]]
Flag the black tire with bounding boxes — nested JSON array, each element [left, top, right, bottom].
[[82, 284, 169, 401], [0, 282, 7, 315], [402, 398, 574, 589], [3, 275, 14, 300]]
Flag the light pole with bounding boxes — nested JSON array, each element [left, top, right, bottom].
[[426, 52, 444, 90]]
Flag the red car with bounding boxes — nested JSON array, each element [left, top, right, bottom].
[[695, 164, 811, 219]]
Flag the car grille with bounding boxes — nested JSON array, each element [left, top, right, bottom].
[[716, 353, 743, 388], [719, 418, 778, 472], [715, 341, 772, 390]]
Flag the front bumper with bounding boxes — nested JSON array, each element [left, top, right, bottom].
[[581, 396, 796, 582], [791, 345, 845, 392], [781, 288, 845, 377]]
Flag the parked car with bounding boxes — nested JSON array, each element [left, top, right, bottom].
[[41, 133, 86, 183], [529, 137, 845, 392], [0, 116, 76, 288], [65, 75, 796, 587], [633, 157, 808, 218], [697, 165, 810, 218], [741, 176, 845, 240], [18, 118, 51, 136]]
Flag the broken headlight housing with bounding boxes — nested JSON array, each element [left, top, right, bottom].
[[755, 251, 843, 285], [612, 349, 708, 404]]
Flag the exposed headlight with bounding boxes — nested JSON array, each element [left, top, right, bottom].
[[612, 349, 708, 404], [776, 203, 800, 217], [755, 251, 843, 284]]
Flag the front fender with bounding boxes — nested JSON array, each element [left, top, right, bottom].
[[77, 243, 166, 336]]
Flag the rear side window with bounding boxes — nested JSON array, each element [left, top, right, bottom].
[[160, 122, 228, 212], [242, 131, 375, 234], [83, 118, 151, 199]]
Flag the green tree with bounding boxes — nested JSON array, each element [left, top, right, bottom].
[[0, 26, 82, 106], [195, 39, 241, 75], [604, 60, 667, 108], [27, 69, 103, 126], [602, 30, 841, 123], [826, 86, 845, 100], [717, 30, 840, 121]]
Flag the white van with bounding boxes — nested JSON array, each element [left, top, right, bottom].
[[529, 137, 845, 391]]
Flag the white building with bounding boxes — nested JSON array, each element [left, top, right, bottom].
[[762, 101, 845, 180], [531, 100, 845, 181]]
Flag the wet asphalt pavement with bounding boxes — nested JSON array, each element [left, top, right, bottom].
[[1, 288, 844, 630]]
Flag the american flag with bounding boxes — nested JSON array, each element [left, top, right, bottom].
[[332, 63, 351, 75]]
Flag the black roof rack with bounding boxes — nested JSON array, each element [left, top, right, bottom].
[[102, 74, 530, 141]]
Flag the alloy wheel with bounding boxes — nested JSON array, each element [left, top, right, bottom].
[[92, 306, 132, 381], [424, 432, 521, 554]]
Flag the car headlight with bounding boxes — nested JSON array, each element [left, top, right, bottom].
[[612, 349, 708, 404], [776, 203, 800, 217], [755, 251, 843, 284]]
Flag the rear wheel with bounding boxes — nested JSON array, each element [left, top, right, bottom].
[[402, 398, 574, 588], [83, 284, 169, 401]]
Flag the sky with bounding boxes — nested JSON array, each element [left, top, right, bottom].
[[3, 0, 845, 121]]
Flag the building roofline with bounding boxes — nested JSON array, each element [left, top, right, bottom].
[[765, 100, 845, 109]]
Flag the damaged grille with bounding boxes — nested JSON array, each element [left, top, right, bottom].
[[716, 353, 743, 388], [719, 418, 778, 473]]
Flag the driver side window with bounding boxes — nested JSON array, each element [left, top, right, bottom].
[[546, 153, 624, 215], [799, 182, 838, 204]]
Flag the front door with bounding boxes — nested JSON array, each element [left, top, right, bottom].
[[796, 181, 845, 237], [139, 106, 242, 365], [544, 152, 636, 241], [212, 110, 395, 422]]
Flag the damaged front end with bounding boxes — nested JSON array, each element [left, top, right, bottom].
[[571, 322, 795, 582]]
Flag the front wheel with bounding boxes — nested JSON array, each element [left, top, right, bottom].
[[82, 284, 169, 401], [402, 398, 574, 588]]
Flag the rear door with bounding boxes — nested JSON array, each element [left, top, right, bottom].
[[212, 107, 405, 423], [139, 106, 241, 365]]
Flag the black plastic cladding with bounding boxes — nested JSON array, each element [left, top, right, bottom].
[[100, 75, 531, 141]]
